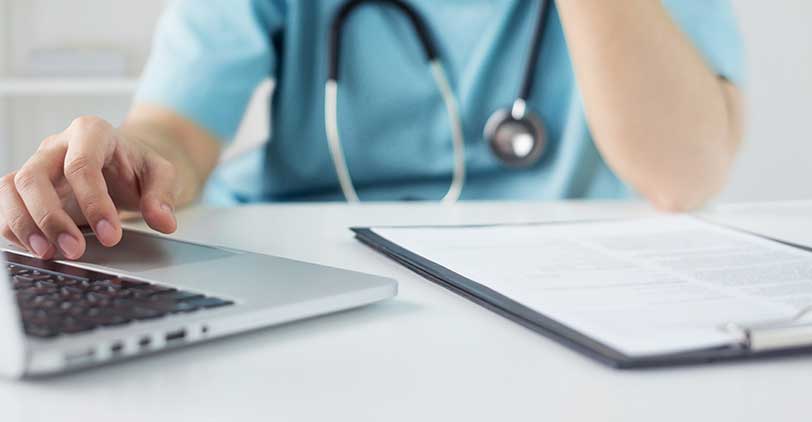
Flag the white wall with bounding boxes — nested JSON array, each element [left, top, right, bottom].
[[0, 0, 167, 170], [721, 1, 812, 202], [1, 0, 810, 203], [7, 0, 164, 77], [0, 0, 9, 173]]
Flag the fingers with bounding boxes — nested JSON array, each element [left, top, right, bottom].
[[14, 147, 87, 260], [139, 155, 178, 234], [0, 172, 56, 258], [0, 223, 23, 250], [63, 117, 122, 247], [0, 174, 23, 249]]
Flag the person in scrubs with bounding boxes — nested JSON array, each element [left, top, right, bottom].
[[0, 0, 745, 260]]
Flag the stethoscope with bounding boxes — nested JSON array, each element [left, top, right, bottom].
[[325, 0, 553, 203]]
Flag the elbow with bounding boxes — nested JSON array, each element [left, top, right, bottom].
[[643, 172, 729, 213], [643, 146, 739, 213], [638, 139, 739, 214], [647, 191, 709, 213]]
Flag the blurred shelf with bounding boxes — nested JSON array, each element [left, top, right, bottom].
[[0, 78, 139, 96]]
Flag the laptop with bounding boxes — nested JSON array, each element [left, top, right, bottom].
[[0, 228, 397, 378]]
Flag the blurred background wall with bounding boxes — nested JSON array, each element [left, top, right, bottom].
[[721, 1, 812, 201], [0, 0, 809, 203]]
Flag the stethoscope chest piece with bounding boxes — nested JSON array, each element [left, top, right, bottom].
[[484, 100, 547, 168]]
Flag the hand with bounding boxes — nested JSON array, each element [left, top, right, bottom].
[[0, 116, 178, 260]]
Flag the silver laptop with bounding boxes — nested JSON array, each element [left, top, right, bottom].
[[0, 228, 397, 378]]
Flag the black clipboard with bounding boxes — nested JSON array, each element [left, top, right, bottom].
[[352, 225, 812, 369]]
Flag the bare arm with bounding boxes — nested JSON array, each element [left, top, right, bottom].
[[0, 104, 220, 259], [555, 0, 745, 211]]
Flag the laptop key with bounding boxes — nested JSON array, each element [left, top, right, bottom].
[[12, 276, 35, 290], [58, 301, 77, 313], [120, 279, 149, 288], [59, 318, 96, 334], [35, 280, 58, 289], [171, 301, 200, 313], [100, 315, 132, 327], [9, 267, 32, 276], [15, 274, 55, 283], [184, 297, 234, 309], [30, 285, 58, 296], [59, 286, 84, 298], [81, 308, 131, 327], [128, 306, 167, 320], [171, 290, 205, 302], [57, 277, 86, 287], [62, 303, 89, 318], [86, 292, 112, 306], [111, 289, 135, 300], [23, 309, 50, 325], [89, 285, 119, 295], [25, 324, 59, 338], [28, 294, 60, 309], [15, 290, 37, 304], [129, 286, 176, 300], [142, 285, 177, 296]]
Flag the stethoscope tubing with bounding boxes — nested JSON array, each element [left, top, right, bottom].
[[324, 59, 465, 204], [325, 0, 550, 203]]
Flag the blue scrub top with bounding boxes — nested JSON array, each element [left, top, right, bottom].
[[136, 0, 744, 205]]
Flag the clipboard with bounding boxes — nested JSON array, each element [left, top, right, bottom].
[[352, 224, 812, 369]]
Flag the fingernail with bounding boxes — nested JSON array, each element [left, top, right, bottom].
[[28, 234, 50, 257], [96, 219, 116, 244], [57, 234, 81, 259]]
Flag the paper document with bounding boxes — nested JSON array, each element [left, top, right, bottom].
[[373, 216, 812, 356]]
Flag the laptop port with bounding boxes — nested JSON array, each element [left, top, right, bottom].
[[165, 329, 187, 345], [110, 342, 124, 356], [138, 336, 152, 349]]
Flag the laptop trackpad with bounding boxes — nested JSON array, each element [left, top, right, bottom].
[[79, 230, 236, 273]]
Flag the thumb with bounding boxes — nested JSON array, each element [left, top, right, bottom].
[[138, 155, 178, 234]]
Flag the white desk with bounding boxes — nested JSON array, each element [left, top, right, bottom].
[[2, 200, 811, 422]]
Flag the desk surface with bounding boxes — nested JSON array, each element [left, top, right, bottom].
[[2, 200, 812, 422]]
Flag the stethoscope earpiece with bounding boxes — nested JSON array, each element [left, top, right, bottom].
[[484, 100, 547, 168]]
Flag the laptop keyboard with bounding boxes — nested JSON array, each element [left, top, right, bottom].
[[3, 252, 234, 339]]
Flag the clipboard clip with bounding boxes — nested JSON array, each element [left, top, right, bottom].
[[723, 307, 812, 352]]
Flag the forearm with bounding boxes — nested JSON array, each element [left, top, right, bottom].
[[555, 0, 743, 210]]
